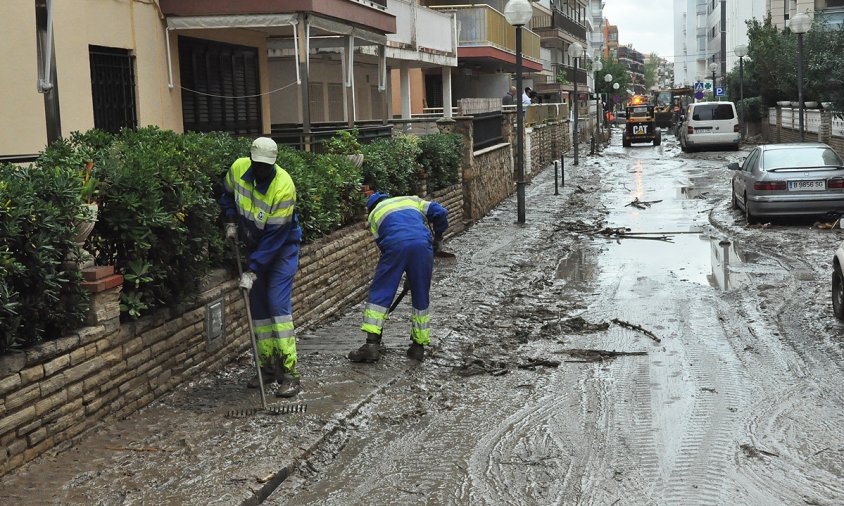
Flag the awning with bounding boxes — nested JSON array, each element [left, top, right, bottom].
[[166, 13, 298, 31]]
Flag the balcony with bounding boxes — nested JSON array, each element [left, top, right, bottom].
[[430, 4, 542, 71], [388, 0, 457, 57], [530, 8, 588, 45]]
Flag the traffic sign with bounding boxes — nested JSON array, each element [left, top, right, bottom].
[[693, 81, 705, 92], [704, 82, 712, 90], [695, 91, 704, 100], [715, 86, 726, 97]]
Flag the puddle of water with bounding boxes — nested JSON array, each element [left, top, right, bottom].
[[556, 248, 597, 288], [599, 234, 754, 292], [708, 239, 754, 291]]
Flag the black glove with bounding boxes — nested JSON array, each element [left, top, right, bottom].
[[433, 233, 443, 253]]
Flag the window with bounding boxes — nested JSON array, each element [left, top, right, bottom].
[[691, 104, 735, 121], [89, 46, 137, 133], [178, 37, 261, 134], [763, 147, 843, 170]]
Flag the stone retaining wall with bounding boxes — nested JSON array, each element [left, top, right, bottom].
[[527, 121, 569, 182], [764, 107, 844, 153]]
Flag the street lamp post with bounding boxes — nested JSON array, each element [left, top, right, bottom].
[[568, 42, 584, 166], [709, 62, 718, 100], [735, 44, 748, 138], [604, 73, 613, 129], [790, 12, 812, 143], [504, 0, 533, 224], [593, 59, 603, 136]]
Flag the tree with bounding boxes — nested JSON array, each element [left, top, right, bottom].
[[643, 53, 660, 90], [595, 56, 631, 107]]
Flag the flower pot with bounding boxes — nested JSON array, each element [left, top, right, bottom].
[[74, 203, 98, 245], [777, 101, 791, 107], [790, 101, 801, 107], [805, 101, 818, 108], [822, 102, 833, 109]]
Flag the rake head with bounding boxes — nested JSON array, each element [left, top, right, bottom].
[[225, 403, 308, 419]]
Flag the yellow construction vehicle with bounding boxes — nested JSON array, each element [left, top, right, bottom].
[[623, 95, 661, 147]]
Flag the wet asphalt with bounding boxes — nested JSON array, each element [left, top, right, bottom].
[[3, 130, 843, 505]]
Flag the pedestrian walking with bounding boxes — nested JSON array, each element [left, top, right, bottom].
[[502, 86, 516, 106], [522, 87, 532, 105], [348, 192, 449, 363], [220, 137, 303, 398]]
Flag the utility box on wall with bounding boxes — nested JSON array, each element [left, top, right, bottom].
[[205, 299, 225, 349]]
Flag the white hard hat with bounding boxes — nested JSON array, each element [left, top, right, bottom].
[[251, 137, 278, 165]]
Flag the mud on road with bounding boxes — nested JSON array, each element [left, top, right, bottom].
[[271, 132, 844, 505]]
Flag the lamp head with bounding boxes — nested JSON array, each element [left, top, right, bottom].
[[709, 62, 718, 73], [789, 12, 812, 34], [604, 73, 613, 83], [567, 42, 584, 59], [734, 44, 748, 58], [593, 61, 603, 72], [613, 82, 620, 90], [503, 0, 533, 26]]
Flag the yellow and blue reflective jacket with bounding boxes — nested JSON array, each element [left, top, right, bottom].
[[367, 195, 448, 249], [220, 157, 301, 272]]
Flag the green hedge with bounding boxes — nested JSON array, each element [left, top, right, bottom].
[[419, 133, 462, 192], [736, 97, 764, 123], [2, 126, 463, 347], [0, 163, 90, 353]]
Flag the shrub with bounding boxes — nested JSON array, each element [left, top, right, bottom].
[[418, 133, 462, 192], [86, 127, 229, 318], [736, 97, 764, 123], [361, 135, 423, 197], [277, 147, 363, 243], [324, 128, 362, 156], [0, 163, 90, 352]]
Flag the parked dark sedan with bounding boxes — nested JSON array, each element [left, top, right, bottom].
[[730, 143, 844, 223]]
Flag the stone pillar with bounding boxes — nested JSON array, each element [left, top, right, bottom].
[[80, 266, 123, 329], [400, 62, 411, 120], [820, 110, 832, 145], [442, 66, 453, 119]]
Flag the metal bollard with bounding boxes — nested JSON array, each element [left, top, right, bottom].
[[561, 154, 565, 187], [590, 136, 595, 155], [554, 161, 559, 195]]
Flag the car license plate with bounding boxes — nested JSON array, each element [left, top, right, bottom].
[[787, 180, 825, 191]]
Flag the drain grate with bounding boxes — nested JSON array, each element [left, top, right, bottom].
[[225, 403, 308, 418]]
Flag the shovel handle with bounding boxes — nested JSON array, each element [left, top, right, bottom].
[[232, 238, 267, 410]]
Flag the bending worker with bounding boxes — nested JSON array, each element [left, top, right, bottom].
[[220, 137, 302, 398], [349, 192, 448, 363]]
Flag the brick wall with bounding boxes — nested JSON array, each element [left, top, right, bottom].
[[464, 144, 514, 221], [527, 121, 569, 182], [0, 272, 250, 475], [761, 107, 844, 153]]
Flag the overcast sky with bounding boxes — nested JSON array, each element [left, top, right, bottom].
[[603, 0, 675, 62]]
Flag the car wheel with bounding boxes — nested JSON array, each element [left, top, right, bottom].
[[833, 265, 844, 321], [744, 193, 757, 224], [731, 183, 739, 210], [680, 139, 687, 152], [623, 138, 631, 148]]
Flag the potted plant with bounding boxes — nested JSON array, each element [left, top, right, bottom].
[[75, 161, 98, 244], [325, 129, 364, 168], [805, 101, 819, 108]]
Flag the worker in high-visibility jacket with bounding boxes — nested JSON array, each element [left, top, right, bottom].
[[349, 192, 448, 363], [220, 137, 302, 398]]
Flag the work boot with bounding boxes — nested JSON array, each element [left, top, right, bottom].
[[246, 367, 276, 389], [407, 342, 425, 362], [275, 373, 302, 398], [348, 333, 382, 363]]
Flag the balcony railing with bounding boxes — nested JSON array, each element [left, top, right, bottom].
[[552, 64, 587, 86], [552, 10, 587, 41], [430, 5, 541, 61]]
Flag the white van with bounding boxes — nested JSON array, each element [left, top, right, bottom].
[[679, 101, 740, 152]]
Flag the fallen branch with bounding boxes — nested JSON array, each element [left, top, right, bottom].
[[106, 446, 170, 452], [612, 318, 662, 343], [625, 197, 663, 209], [557, 348, 648, 362]]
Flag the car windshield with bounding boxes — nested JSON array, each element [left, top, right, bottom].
[[763, 147, 843, 169], [691, 104, 734, 121], [629, 106, 649, 118]]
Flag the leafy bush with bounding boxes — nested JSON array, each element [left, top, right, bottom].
[[0, 163, 90, 352], [419, 133, 462, 192], [277, 147, 363, 243], [736, 97, 764, 123], [86, 127, 232, 318], [361, 135, 423, 197], [324, 128, 362, 156]]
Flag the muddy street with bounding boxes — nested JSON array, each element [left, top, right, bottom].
[[271, 132, 844, 505]]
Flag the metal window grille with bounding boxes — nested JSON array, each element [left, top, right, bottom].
[[178, 37, 261, 134], [89, 46, 137, 133], [472, 112, 503, 151]]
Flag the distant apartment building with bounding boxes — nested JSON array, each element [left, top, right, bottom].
[[617, 46, 645, 94], [528, 0, 591, 102], [674, 0, 713, 86], [604, 20, 618, 59]]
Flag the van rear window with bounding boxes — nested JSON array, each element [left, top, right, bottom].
[[692, 104, 735, 121]]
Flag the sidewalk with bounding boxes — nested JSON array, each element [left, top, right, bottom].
[[0, 304, 416, 504], [0, 156, 581, 505]]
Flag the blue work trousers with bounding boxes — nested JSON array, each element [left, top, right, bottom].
[[248, 241, 299, 375]]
